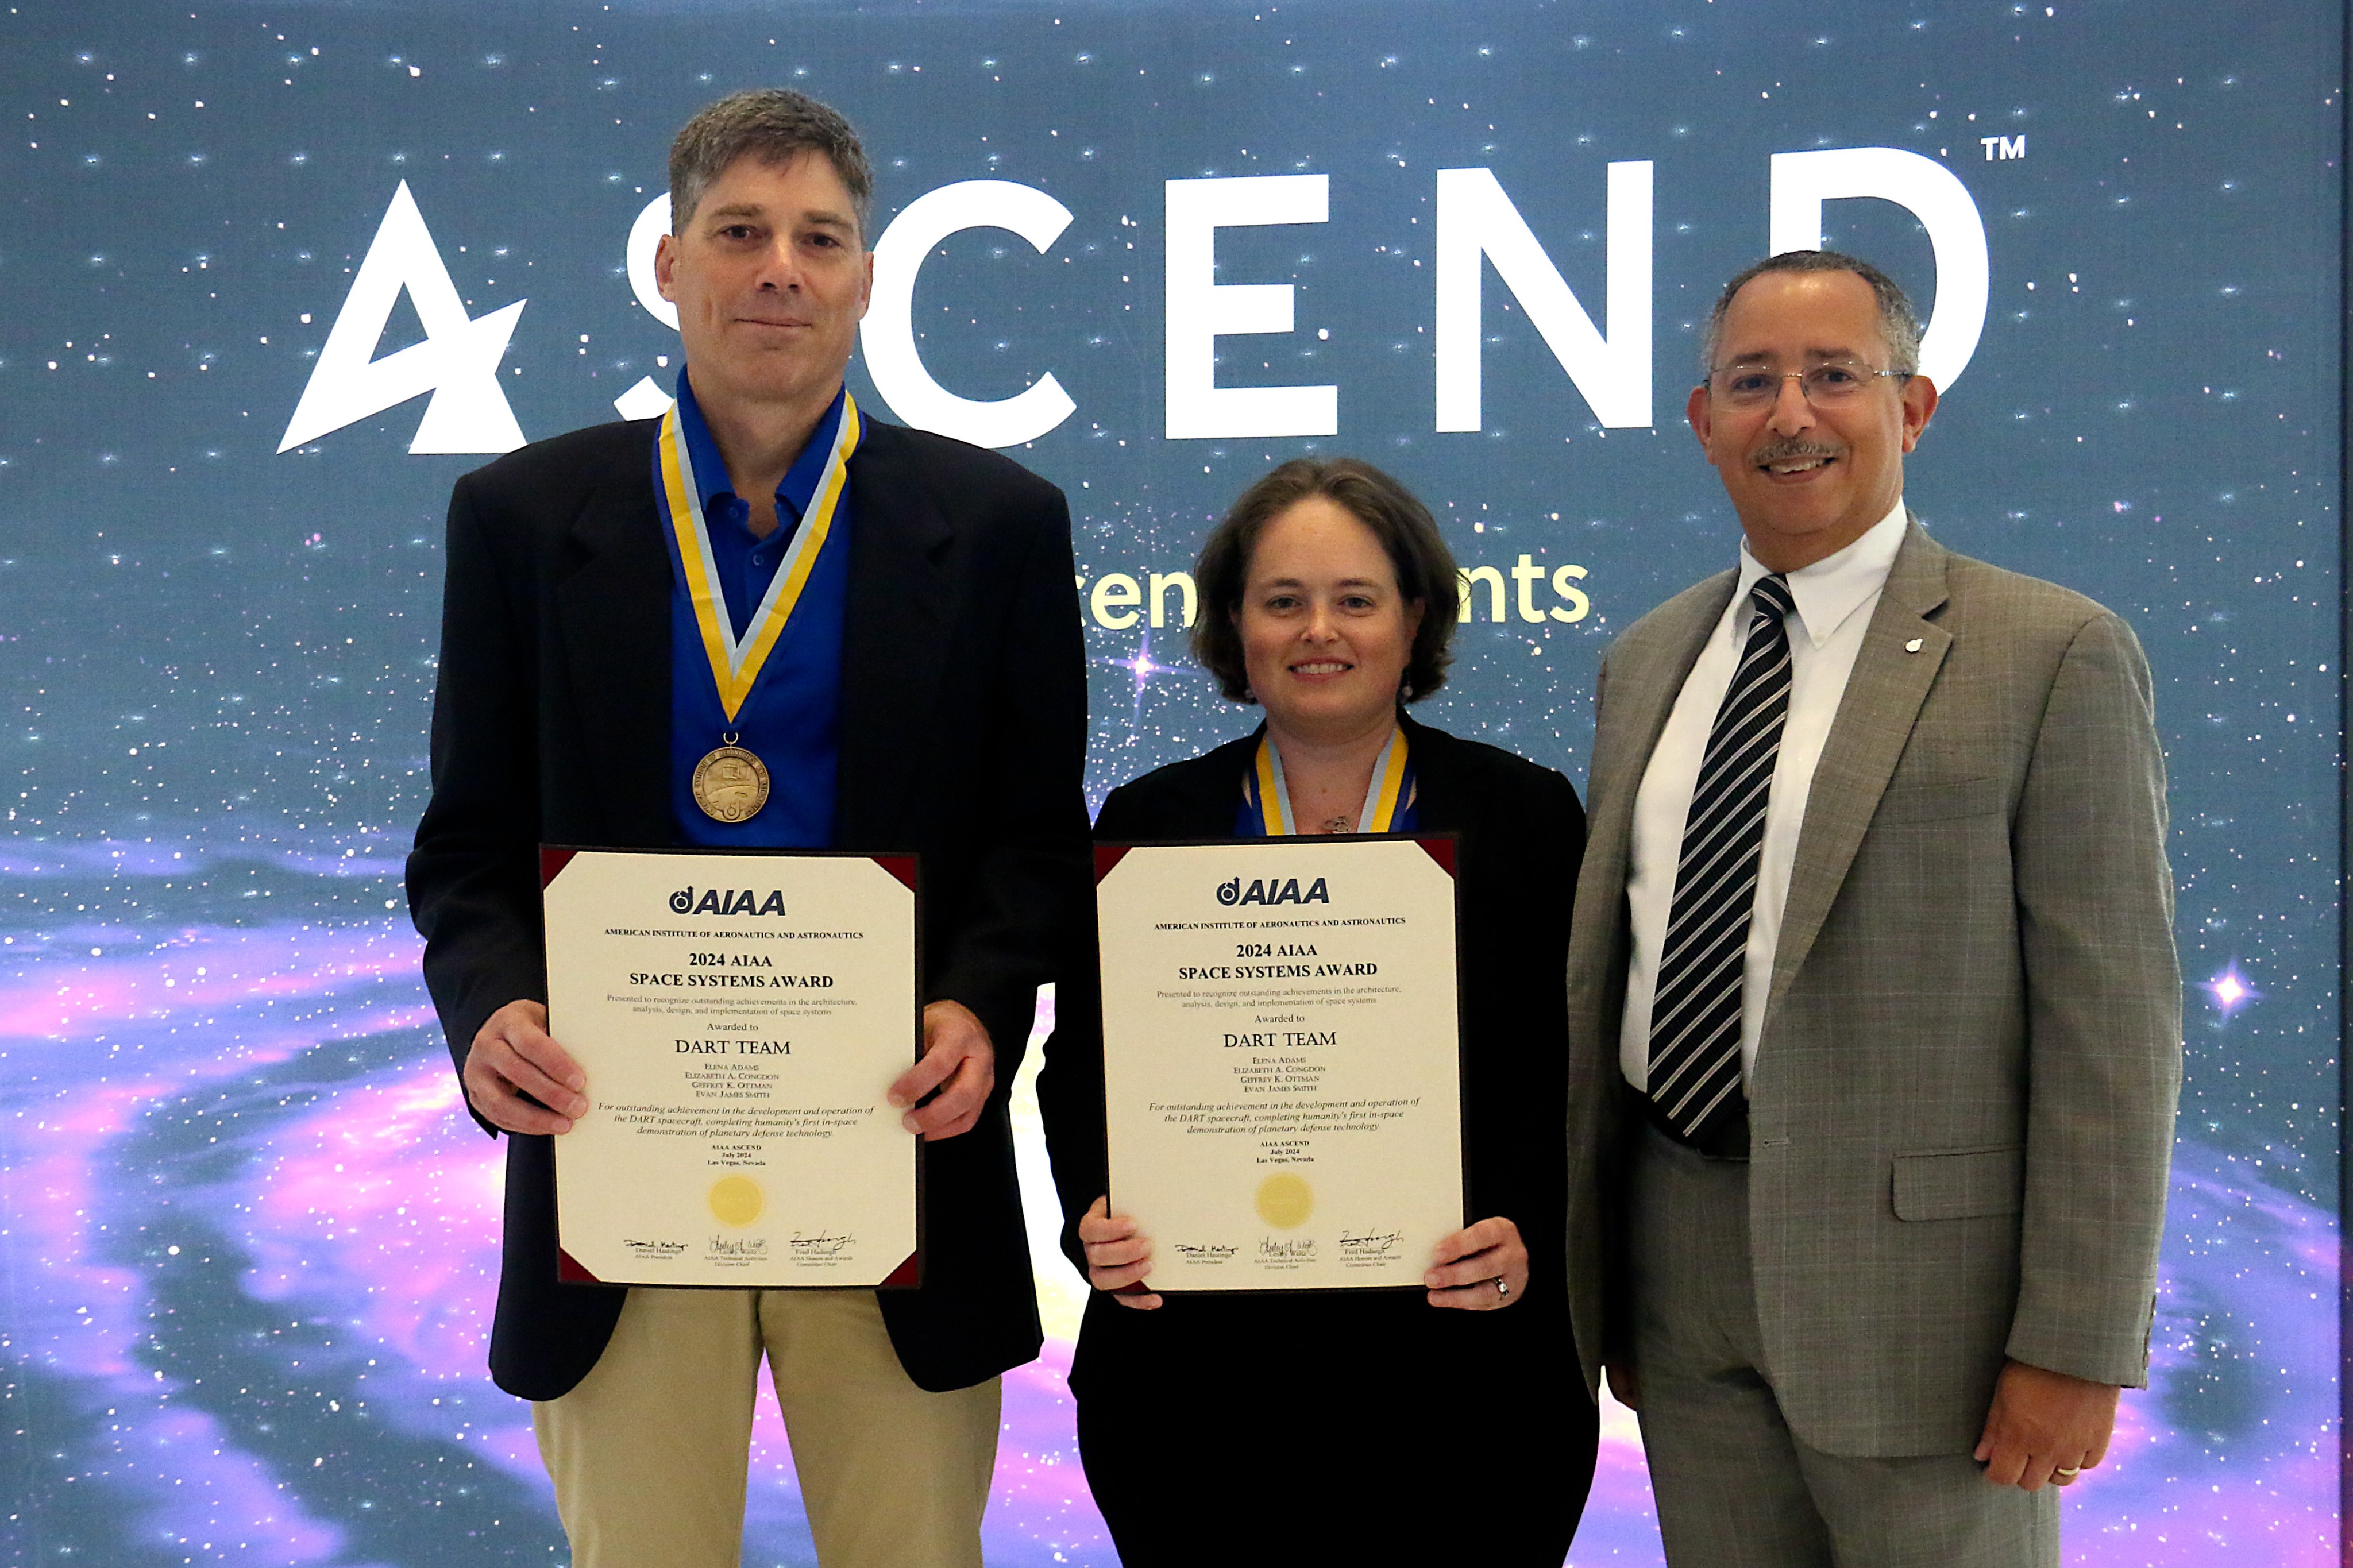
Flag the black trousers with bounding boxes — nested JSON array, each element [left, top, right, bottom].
[[1075, 1355, 1597, 1566]]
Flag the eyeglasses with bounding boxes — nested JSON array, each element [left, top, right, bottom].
[[1703, 358, 1909, 408]]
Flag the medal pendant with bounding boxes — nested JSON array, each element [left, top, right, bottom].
[[692, 744, 770, 824]]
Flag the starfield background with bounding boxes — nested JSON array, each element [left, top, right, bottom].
[[0, 1, 2340, 1562]]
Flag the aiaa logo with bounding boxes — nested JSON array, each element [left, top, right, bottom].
[[278, 182, 529, 455], [670, 886, 789, 917], [1216, 876, 1330, 907]]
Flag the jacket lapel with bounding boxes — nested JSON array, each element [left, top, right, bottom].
[[1583, 573, 1738, 917], [1567, 572, 1735, 1027], [553, 432, 673, 845], [834, 423, 954, 847], [1395, 712, 1456, 831], [1167, 727, 1262, 837], [1762, 518, 1952, 1019]]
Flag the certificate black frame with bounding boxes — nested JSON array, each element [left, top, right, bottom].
[[538, 843, 927, 1291], [1090, 831, 1471, 1297]]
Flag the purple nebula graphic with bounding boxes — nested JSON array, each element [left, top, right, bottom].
[[0, 876, 2336, 1565]]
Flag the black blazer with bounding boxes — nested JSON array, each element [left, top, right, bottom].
[[406, 414, 1090, 1399], [1036, 713, 1590, 1395]]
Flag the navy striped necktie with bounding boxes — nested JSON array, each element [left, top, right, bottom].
[[1648, 573, 1796, 1156]]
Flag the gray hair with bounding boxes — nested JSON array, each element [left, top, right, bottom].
[[1699, 249, 1924, 380], [669, 89, 873, 244]]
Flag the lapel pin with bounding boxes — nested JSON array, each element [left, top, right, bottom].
[[1904, 638, 1924, 654]]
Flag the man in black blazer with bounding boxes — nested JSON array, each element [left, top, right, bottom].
[[406, 90, 1087, 1568]]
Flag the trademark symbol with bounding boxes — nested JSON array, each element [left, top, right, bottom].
[[1980, 134, 2027, 161]]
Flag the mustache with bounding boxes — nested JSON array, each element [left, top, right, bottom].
[[1749, 438, 1842, 466]]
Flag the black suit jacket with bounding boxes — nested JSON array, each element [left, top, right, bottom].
[[1035, 713, 1593, 1397], [407, 414, 1089, 1399]]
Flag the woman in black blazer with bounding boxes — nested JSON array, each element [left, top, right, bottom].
[[1038, 458, 1596, 1565]]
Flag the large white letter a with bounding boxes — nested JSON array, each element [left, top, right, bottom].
[[279, 182, 527, 455]]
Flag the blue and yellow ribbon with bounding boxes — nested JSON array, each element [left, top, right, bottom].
[[656, 392, 860, 724], [1245, 725, 1411, 836]]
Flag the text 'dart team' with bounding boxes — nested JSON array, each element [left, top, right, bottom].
[[407, 83, 2180, 1568]]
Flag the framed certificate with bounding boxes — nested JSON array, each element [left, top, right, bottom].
[[1095, 835, 1466, 1291], [540, 847, 921, 1288]]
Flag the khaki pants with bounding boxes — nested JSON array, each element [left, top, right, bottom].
[[533, 1287, 1000, 1568]]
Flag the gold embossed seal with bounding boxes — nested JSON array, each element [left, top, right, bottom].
[[691, 744, 770, 824], [1254, 1173, 1314, 1230], [707, 1175, 765, 1227]]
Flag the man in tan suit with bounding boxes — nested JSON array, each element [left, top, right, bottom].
[[1564, 251, 2180, 1565]]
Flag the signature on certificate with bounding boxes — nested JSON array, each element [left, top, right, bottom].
[[789, 1230, 856, 1257]]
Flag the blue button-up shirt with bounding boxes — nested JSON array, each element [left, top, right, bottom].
[[662, 369, 852, 848]]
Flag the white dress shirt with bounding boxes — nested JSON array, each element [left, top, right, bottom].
[[1618, 499, 1910, 1093]]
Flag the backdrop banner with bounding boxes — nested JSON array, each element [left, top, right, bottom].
[[0, 2, 2339, 1563]]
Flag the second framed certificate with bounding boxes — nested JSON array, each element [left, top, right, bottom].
[[1096, 836, 1465, 1291]]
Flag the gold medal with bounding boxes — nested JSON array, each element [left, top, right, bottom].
[[691, 744, 771, 824], [658, 382, 862, 830]]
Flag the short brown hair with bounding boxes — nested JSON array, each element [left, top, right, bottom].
[[1190, 458, 1460, 704], [669, 89, 873, 242]]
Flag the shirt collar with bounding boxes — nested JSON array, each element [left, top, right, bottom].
[[672, 366, 849, 532], [1734, 497, 1909, 651]]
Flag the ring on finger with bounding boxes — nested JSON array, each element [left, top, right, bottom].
[[2053, 1465, 2081, 1483], [1494, 1277, 1510, 1301]]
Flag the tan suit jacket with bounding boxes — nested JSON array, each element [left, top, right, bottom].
[[1564, 519, 2182, 1457]]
